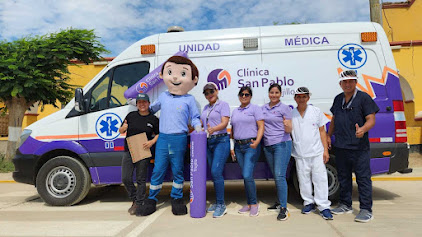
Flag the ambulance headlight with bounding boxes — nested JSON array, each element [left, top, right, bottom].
[[17, 129, 32, 148]]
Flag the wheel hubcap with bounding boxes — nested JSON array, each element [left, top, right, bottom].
[[326, 165, 339, 196], [46, 166, 76, 198]]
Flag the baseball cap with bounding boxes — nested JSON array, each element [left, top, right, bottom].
[[203, 83, 217, 93], [339, 70, 358, 81], [294, 87, 311, 96], [136, 93, 150, 102]]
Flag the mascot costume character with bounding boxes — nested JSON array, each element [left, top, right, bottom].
[[140, 55, 202, 216]]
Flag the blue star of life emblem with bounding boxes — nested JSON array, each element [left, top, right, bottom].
[[338, 43, 367, 69], [95, 113, 122, 141]]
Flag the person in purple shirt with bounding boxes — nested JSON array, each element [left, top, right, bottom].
[[230, 86, 264, 217], [200, 83, 230, 218], [262, 83, 293, 221]]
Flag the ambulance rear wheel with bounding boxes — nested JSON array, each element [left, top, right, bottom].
[[36, 156, 91, 206], [291, 157, 340, 202], [326, 159, 340, 201]]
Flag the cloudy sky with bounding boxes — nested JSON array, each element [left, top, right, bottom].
[[0, 0, 402, 56]]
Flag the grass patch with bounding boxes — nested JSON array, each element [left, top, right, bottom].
[[0, 155, 14, 173]]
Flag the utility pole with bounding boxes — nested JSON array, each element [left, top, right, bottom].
[[369, 0, 383, 25]]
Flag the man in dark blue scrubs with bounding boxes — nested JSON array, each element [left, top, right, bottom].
[[327, 70, 379, 223]]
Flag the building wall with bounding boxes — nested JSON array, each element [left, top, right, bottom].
[[0, 62, 108, 138], [383, 0, 422, 145], [33, 63, 108, 121]]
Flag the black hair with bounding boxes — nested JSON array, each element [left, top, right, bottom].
[[268, 83, 281, 92], [238, 86, 253, 97]]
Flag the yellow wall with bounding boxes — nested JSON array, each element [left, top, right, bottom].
[[391, 47, 422, 114], [383, 0, 422, 145], [0, 63, 107, 137], [382, 1, 422, 42], [32, 64, 107, 123]]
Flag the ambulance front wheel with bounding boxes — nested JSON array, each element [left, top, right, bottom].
[[36, 156, 91, 206]]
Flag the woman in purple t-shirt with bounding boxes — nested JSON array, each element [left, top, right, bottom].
[[230, 86, 264, 217], [262, 83, 293, 221], [200, 83, 230, 218]]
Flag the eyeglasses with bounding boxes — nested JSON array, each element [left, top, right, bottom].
[[204, 90, 215, 96], [239, 93, 251, 97]]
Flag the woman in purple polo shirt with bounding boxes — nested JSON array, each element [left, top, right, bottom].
[[262, 83, 292, 221], [230, 86, 264, 217], [201, 83, 230, 218]]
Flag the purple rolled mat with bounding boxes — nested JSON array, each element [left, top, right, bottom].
[[189, 131, 207, 218]]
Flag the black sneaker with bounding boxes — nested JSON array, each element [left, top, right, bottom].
[[128, 202, 138, 215], [267, 203, 281, 212], [277, 207, 290, 221]]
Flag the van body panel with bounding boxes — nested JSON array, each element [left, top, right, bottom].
[[13, 22, 410, 197]]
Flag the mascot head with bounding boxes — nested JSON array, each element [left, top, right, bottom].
[[159, 56, 199, 95]]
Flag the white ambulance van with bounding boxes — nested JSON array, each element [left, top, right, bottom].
[[13, 22, 410, 206]]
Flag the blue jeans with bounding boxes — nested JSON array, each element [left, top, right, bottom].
[[335, 148, 372, 212], [148, 133, 187, 201], [207, 135, 230, 204], [263, 141, 292, 208], [235, 142, 261, 205]]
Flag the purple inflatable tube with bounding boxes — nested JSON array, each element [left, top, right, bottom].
[[189, 131, 207, 218], [124, 51, 188, 99]]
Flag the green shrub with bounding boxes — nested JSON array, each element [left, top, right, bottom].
[[0, 155, 14, 172]]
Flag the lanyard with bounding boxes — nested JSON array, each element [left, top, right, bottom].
[[206, 100, 219, 124], [205, 100, 219, 137], [342, 89, 357, 110]]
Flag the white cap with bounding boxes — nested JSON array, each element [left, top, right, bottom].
[[339, 70, 358, 81], [294, 87, 312, 96]]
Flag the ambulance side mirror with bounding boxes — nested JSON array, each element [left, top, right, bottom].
[[75, 88, 85, 113]]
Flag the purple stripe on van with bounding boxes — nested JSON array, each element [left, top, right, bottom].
[[89, 167, 100, 185], [19, 136, 88, 155], [370, 157, 390, 174], [94, 166, 122, 184], [89, 161, 279, 185], [34, 140, 88, 156], [79, 138, 125, 153], [385, 72, 403, 101], [369, 113, 395, 140], [19, 136, 44, 155]]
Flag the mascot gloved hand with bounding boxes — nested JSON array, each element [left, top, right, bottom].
[[140, 55, 201, 216]]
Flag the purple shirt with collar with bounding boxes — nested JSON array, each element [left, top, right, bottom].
[[231, 103, 264, 140], [262, 102, 292, 146], [200, 100, 230, 135]]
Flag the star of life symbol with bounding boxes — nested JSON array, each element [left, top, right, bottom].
[[338, 43, 367, 69], [95, 113, 122, 141]]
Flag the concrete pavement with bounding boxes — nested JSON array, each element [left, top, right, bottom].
[[1, 174, 422, 236]]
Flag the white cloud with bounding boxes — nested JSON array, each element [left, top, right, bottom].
[[0, 0, 403, 56]]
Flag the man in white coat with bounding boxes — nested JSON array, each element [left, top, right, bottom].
[[291, 87, 333, 220]]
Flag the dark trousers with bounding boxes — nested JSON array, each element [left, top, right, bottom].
[[121, 152, 149, 205], [335, 148, 372, 212]]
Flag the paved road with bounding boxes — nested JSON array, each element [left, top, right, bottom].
[[1, 170, 422, 237]]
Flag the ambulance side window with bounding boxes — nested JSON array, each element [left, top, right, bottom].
[[109, 62, 150, 109], [89, 71, 112, 112]]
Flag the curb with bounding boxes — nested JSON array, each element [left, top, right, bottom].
[[353, 177, 422, 181], [1, 177, 422, 183]]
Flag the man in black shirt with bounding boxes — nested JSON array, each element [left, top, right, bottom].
[[119, 93, 159, 216], [327, 70, 379, 223]]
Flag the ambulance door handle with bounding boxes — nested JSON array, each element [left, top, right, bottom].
[[386, 106, 392, 111]]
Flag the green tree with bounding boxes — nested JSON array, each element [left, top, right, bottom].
[[0, 28, 109, 160]]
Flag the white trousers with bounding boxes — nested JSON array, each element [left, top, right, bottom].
[[295, 155, 331, 211]]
